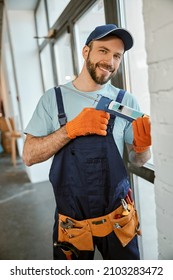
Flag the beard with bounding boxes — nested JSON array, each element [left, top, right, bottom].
[[86, 58, 116, 85]]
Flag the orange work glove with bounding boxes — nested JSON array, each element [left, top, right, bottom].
[[66, 108, 110, 139], [132, 116, 151, 153]]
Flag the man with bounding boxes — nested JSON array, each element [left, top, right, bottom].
[[23, 24, 151, 260]]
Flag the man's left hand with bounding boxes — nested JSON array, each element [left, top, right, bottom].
[[132, 116, 151, 153]]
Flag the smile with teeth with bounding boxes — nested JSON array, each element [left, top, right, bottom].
[[98, 64, 114, 74], [99, 66, 110, 73]]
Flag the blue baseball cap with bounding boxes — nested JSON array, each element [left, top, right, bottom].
[[85, 24, 133, 51]]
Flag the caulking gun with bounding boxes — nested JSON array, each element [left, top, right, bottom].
[[61, 86, 145, 122], [96, 95, 145, 122]]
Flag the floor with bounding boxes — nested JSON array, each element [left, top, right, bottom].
[[0, 152, 56, 260], [0, 152, 104, 260]]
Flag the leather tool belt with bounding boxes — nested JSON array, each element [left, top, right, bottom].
[[58, 203, 141, 251]]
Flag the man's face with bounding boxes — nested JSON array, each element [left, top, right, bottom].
[[85, 36, 124, 85]]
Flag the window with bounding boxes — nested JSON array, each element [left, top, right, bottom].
[[134, 177, 158, 259], [74, 0, 106, 73], [54, 32, 74, 85], [47, 0, 71, 28], [119, 0, 157, 259], [40, 44, 54, 90], [35, 0, 48, 45], [119, 0, 150, 115]]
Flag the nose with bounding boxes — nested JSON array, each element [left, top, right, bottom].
[[104, 53, 114, 66]]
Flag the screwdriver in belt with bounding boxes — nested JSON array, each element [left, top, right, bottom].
[[121, 199, 132, 216]]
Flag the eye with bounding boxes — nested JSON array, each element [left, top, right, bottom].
[[114, 54, 122, 60], [99, 49, 107, 54]]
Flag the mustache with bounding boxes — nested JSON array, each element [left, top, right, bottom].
[[96, 62, 115, 73]]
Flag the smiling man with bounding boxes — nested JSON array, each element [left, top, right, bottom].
[[23, 24, 151, 260]]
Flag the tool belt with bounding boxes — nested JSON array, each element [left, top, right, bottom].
[[58, 202, 141, 251]]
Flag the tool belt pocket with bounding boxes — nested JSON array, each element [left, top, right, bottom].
[[109, 205, 141, 247], [58, 214, 94, 251]]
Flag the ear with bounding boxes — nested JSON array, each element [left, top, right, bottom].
[[82, 45, 90, 61]]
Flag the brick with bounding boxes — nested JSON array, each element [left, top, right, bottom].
[[150, 93, 173, 124], [148, 61, 173, 92], [157, 232, 173, 260], [151, 128, 173, 157], [146, 23, 173, 63], [155, 179, 173, 213], [154, 155, 173, 185], [143, 0, 173, 31], [143, 0, 173, 63]]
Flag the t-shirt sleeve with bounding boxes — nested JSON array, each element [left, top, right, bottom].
[[24, 88, 55, 136]]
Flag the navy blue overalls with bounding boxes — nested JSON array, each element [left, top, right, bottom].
[[49, 87, 140, 260]]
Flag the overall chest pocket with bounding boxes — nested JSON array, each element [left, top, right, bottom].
[[71, 145, 109, 192], [85, 156, 108, 188]]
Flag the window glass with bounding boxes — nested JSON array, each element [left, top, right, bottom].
[[54, 32, 74, 85], [120, 0, 153, 165], [119, 0, 150, 115], [40, 44, 54, 90], [119, 0, 156, 259], [133, 176, 158, 259], [74, 0, 105, 72], [47, 0, 71, 28], [35, 0, 48, 45]]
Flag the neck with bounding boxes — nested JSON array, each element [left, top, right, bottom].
[[73, 65, 104, 92]]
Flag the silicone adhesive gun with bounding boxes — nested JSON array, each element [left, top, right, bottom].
[[96, 96, 145, 122], [61, 85, 146, 122]]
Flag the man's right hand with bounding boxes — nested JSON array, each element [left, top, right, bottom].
[[66, 108, 110, 139]]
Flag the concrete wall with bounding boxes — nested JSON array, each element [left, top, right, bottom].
[[143, 0, 173, 259]]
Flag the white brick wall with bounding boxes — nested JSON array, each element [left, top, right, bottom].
[[143, 0, 173, 259]]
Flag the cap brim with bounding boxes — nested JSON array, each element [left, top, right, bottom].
[[94, 28, 133, 51]]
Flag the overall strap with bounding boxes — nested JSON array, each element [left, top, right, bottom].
[[108, 89, 126, 132], [116, 89, 126, 103], [54, 86, 67, 127]]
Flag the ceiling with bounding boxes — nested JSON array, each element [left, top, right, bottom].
[[6, 0, 37, 10]]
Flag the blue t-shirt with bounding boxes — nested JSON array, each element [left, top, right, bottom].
[[24, 82, 140, 157]]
